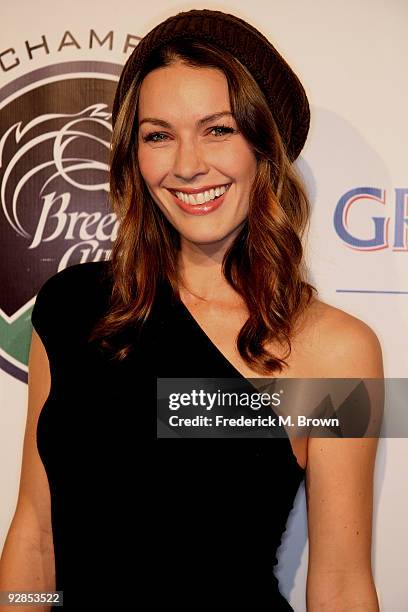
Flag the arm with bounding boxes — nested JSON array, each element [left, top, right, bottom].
[[0, 330, 55, 612], [306, 316, 384, 611]]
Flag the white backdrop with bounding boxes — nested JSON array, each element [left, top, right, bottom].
[[0, 1, 407, 610]]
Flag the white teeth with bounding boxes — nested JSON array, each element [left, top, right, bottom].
[[173, 183, 230, 205]]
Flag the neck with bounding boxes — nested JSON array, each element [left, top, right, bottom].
[[177, 229, 239, 302]]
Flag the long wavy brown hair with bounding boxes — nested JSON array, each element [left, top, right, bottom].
[[88, 38, 318, 375]]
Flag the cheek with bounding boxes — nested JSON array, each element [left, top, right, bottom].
[[222, 142, 257, 180], [137, 147, 148, 178], [138, 148, 166, 186]]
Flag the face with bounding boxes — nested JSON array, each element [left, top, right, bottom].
[[137, 61, 257, 247]]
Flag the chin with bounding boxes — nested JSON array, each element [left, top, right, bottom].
[[178, 226, 240, 246], [180, 232, 223, 245]]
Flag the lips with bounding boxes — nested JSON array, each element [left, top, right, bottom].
[[167, 184, 231, 216], [167, 182, 232, 195]]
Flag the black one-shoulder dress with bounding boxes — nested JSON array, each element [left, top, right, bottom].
[[32, 261, 305, 610]]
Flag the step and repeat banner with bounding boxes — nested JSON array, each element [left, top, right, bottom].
[[0, 1, 406, 610]]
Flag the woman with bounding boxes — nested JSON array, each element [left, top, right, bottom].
[[0, 8, 383, 612]]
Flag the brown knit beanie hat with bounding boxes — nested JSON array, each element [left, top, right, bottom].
[[112, 8, 310, 162]]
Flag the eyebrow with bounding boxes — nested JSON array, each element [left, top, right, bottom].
[[138, 111, 234, 129]]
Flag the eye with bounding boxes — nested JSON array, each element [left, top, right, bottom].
[[142, 132, 169, 143], [209, 125, 236, 137], [141, 124, 237, 143]]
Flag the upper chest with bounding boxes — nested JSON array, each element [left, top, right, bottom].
[[178, 295, 326, 380]]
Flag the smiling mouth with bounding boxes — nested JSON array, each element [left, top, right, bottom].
[[167, 183, 232, 206]]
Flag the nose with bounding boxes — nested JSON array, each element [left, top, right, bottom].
[[172, 137, 209, 182]]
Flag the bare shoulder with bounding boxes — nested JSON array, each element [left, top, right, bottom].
[[298, 298, 384, 378]]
